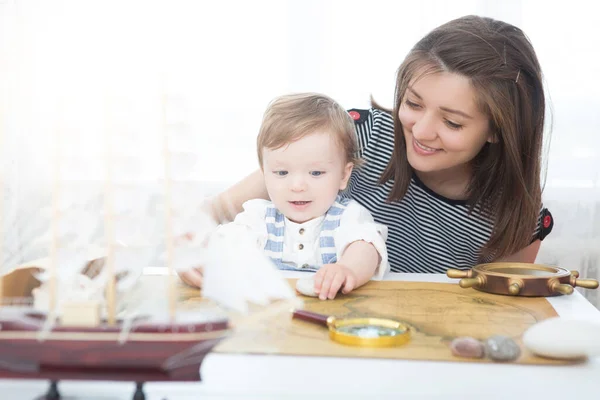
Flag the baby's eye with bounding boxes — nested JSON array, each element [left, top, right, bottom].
[[274, 170, 288, 176], [310, 171, 325, 177]]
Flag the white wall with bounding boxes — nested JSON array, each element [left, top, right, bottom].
[[1, 0, 599, 304]]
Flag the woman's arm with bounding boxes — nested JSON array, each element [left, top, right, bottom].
[[206, 169, 269, 223], [496, 240, 541, 263], [498, 208, 553, 264]]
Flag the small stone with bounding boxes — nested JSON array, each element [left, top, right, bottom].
[[296, 277, 318, 297], [450, 337, 485, 358], [484, 335, 521, 361]]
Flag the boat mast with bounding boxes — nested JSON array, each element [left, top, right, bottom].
[[0, 84, 4, 303], [49, 105, 63, 315], [161, 82, 177, 323], [104, 97, 117, 325]]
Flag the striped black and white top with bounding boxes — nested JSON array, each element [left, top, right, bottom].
[[344, 108, 553, 274]]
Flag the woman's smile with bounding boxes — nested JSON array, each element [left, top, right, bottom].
[[413, 138, 443, 155]]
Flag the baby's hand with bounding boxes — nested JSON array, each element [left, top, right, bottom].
[[313, 263, 358, 300]]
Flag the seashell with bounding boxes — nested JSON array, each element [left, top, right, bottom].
[[523, 317, 600, 359]]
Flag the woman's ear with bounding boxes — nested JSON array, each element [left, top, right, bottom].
[[339, 162, 354, 190], [487, 130, 499, 144]]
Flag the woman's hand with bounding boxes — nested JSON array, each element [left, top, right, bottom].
[[178, 266, 204, 288]]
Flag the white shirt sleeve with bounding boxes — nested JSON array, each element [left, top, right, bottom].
[[213, 199, 270, 249], [334, 200, 390, 280]]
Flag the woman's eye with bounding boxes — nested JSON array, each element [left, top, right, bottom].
[[310, 171, 324, 177], [274, 171, 288, 176], [405, 100, 421, 109], [444, 120, 463, 130]]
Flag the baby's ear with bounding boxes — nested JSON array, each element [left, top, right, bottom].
[[339, 162, 354, 190]]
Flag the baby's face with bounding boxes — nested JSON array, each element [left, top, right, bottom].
[[262, 131, 352, 224]]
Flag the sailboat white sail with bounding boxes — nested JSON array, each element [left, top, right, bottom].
[[1, 86, 296, 330]]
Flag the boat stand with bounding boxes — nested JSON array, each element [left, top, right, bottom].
[[37, 380, 147, 400]]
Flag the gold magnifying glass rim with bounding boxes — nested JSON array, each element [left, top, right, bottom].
[[326, 316, 411, 347]]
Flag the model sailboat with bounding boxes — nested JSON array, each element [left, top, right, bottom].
[[0, 92, 296, 399]]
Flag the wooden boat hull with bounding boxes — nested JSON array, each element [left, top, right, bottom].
[[0, 337, 225, 381], [0, 313, 230, 382]]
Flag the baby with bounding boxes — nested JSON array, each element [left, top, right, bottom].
[[214, 93, 389, 300]]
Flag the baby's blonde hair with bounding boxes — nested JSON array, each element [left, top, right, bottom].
[[257, 93, 361, 168]]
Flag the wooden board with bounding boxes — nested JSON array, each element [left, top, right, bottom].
[[179, 279, 578, 365]]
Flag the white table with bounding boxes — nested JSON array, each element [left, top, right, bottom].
[[1, 272, 599, 399]]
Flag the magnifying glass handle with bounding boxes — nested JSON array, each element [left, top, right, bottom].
[[292, 310, 331, 327]]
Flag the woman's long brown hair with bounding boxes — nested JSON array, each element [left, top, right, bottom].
[[379, 15, 545, 260]]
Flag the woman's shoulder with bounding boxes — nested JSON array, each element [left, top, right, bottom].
[[348, 107, 394, 131], [347, 107, 394, 158]]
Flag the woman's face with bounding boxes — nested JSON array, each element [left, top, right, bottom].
[[398, 71, 493, 176]]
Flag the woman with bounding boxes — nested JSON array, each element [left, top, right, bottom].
[[182, 15, 553, 298]]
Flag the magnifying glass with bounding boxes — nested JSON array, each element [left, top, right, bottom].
[[292, 309, 411, 347]]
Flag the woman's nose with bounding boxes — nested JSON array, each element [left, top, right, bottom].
[[411, 112, 437, 141]]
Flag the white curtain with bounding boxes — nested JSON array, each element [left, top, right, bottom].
[[1, 0, 599, 305]]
